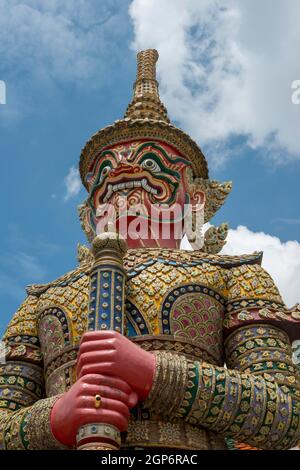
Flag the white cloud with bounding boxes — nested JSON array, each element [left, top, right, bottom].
[[129, 0, 300, 164], [181, 224, 300, 307], [64, 166, 81, 201], [0, 1, 132, 126], [0, 0, 128, 83]]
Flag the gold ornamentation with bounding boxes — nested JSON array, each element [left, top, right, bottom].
[[77, 423, 121, 449], [189, 178, 232, 225], [2, 47, 300, 454], [0, 395, 67, 450], [92, 232, 127, 264], [226, 263, 283, 305], [1, 245, 300, 450], [78, 203, 95, 243], [131, 335, 220, 365], [144, 352, 189, 417], [144, 336, 300, 449], [124, 49, 169, 123], [123, 418, 226, 450], [2, 296, 39, 339], [202, 223, 229, 254], [77, 243, 94, 265], [78, 442, 118, 450], [25, 395, 68, 450], [94, 394, 102, 409]]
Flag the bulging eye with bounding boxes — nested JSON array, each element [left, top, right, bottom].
[[100, 165, 111, 182], [141, 159, 161, 173]]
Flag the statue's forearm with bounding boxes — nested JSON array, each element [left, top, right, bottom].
[[0, 294, 68, 450], [0, 395, 66, 450], [145, 327, 300, 450], [0, 358, 65, 449]]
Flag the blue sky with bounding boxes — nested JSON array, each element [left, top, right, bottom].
[[0, 0, 300, 335]]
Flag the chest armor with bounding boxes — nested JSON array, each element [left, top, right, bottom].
[[23, 249, 267, 449], [36, 250, 231, 397]]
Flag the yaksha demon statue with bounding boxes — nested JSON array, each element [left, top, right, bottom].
[[1, 49, 300, 451]]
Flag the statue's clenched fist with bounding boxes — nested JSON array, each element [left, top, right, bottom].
[[50, 374, 138, 447], [76, 331, 156, 401]]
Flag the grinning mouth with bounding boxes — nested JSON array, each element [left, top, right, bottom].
[[103, 177, 160, 203]]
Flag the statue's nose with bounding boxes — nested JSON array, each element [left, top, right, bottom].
[[110, 163, 140, 177]]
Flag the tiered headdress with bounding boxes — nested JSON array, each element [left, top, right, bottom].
[[79, 49, 208, 187], [79, 49, 232, 250]]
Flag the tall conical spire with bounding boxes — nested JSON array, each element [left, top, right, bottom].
[[124, 49, 170, 122], [80, 48, 209, 189]]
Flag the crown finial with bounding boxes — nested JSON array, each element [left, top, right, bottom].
[[136, 49, 159, 81], [124, 49, 170, 122]]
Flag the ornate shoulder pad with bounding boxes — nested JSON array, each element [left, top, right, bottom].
[[224, 262, 300, 342], [195, 251, 263, 268], [124, 248, 263, 274], [26, 264, 91, 297]]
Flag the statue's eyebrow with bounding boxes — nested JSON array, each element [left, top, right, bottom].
[[133, 141, 192, 167]]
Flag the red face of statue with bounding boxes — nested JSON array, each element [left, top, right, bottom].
[[83, 140, 204, 249]]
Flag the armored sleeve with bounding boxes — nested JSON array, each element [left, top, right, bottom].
[[144, 264, 300, 449], [0, 295, 65, 449]]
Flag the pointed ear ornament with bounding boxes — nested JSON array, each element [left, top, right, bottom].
[[185, 178, 232, 252], [202, 223, 229, 254], [78, 201, 94, 243], [194, 178, 232, 224], [77, 243, 94, 266]]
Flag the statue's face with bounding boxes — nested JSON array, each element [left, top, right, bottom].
[[83, 140, 204, 247]]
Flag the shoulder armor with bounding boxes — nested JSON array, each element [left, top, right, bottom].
[[124, 248, 263, 277], [192, 251, 263, 268], [24, 249, 263, 293], [25, 244, 94, 296], [26, 263, 91, 297]]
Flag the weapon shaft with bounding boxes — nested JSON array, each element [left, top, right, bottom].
[[76, 233, 127, 451]]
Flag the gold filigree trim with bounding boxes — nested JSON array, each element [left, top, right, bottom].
[[131, 334, 221, 364], [123, 419, 226, 450], [25, 395, 68, 450], [25, 248, 263, 297]]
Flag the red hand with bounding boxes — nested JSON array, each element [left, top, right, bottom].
[[77, 331, 156, 401], [50, 374, 138, 447]]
